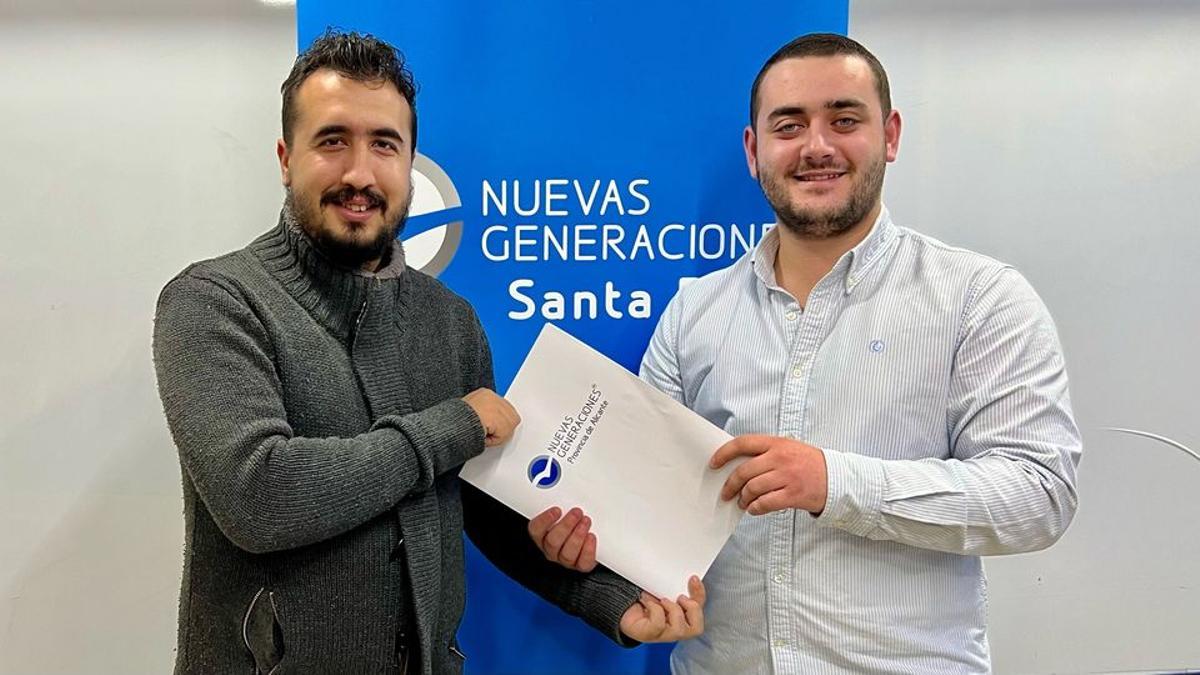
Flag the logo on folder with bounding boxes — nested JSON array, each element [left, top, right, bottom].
[[527, 455, 562, 489]]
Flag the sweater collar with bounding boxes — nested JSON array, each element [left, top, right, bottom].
[[248, 205, 408, 340]]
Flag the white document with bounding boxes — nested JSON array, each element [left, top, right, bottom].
[[460, 323, 744, 599]]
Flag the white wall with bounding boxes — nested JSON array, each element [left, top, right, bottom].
[[0, 3, 295, 673], [2, 2, 1197, 673], [851, 1, 1200, 672]]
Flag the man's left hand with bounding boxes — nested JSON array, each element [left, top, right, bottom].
[[711, 434, 828, 515], [620, 576, 706, 643]]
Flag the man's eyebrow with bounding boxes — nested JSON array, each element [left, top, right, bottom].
[[827, 98, 867, 111], [313, 124, 349, 138], [767, 99, 869, 120], [767, 106, 808, 120], [371, 127, 403, 142], [311, 125, 405, 143]]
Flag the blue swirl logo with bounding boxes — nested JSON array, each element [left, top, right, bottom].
[[527, 455, 562, 489]]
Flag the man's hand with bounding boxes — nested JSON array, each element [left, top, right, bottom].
[[711, 434, 828, 515], [462, 388, 521, 447], [620, 576, 706, 643], [527, 506, 597, 572]]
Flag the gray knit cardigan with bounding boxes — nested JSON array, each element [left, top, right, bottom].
[[153, 213, 639, 674]]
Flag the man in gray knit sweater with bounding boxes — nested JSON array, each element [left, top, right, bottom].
[[153, 31, 704, 675]]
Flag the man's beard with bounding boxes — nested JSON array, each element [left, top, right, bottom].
[[758, 153, 885, 240], [286, 185, 410, 269]]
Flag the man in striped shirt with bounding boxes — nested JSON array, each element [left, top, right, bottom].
[[532, 32, 1080, 673], [638, 33, 1082, 674]]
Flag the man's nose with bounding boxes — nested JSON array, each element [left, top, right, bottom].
[[801, 126, 835, 164], [340, 143, 375, 190]]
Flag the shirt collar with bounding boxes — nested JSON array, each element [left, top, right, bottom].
[[752, 206, 898, 295]]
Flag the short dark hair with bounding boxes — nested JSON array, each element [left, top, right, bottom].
[[749, 33, 891, 128], [280, 29, 419, 151]]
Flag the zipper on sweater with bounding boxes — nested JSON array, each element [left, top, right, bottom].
[[351, 298, 369, 348], [348, 279, 377, 419], [241, 587, 266, 654], [349, 278, 377, 350]]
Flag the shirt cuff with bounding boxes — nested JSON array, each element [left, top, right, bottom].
[[815, 448, 885, 537]]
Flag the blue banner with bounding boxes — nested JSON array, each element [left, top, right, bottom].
[[298, 3, 848, 672]]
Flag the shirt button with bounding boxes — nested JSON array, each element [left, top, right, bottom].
[[773, 573, 785, 584], [785, 310, 798, 321], [773, 638, 789, 648], [791, 367, 803, 378]]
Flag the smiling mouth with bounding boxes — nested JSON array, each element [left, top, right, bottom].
[[328, 197, 381, 212], [324, 199, 382, 228], [322, 187, 386, 223], [795, 172, 846, 182]]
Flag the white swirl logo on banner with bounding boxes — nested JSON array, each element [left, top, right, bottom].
[[404, 153, 462, 277]]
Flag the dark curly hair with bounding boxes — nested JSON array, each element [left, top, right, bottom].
[[280, 29, 419, 152], [750, 33, 891, 129]]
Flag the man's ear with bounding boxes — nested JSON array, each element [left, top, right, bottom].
[[743, 126, 759, 179], [277, 138, 291, 187], [884, 110, 902, 163]]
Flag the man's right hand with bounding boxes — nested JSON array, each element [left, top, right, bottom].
[[462, 388, 521, 446], [528, 506, 598, 572]]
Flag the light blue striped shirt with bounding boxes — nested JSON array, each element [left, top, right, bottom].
[[639, 208, 1081, 674]]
